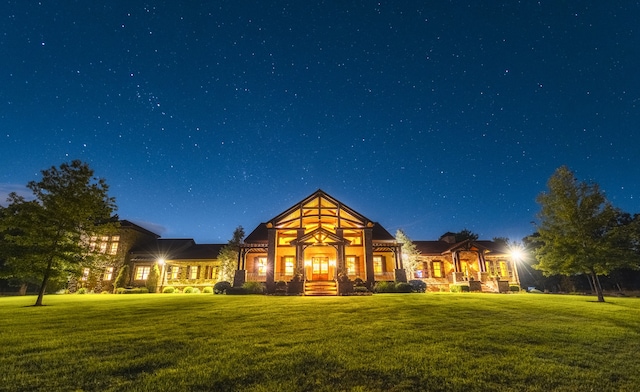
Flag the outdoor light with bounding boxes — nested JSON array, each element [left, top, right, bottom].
[[157, 258, 165, 265]]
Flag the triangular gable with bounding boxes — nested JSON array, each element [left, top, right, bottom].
[[291, 227, 351, 246], [270, 189, 370, 229]]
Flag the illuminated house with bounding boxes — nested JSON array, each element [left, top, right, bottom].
[[413, 234, 521, 292], [234, 190, 406, 294]]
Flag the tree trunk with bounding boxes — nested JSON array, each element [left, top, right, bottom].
[[34, 257, 54, 306], [590, 271, 605, 302], [18, 283, 28, 296]]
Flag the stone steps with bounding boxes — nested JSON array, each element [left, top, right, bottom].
[[304, 280, 338, 296]]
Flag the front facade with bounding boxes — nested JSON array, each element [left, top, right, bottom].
[[234, 190, 405, 292]]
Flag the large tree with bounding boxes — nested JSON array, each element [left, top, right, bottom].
[[217, 226, 245, 283], [534, 166, 640, 302], [395, 229, 421, 280], [0, 160, 116, 305]]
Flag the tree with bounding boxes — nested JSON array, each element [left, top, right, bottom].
[[0, 160, 116, 305], [114, 264, 130, 291], [454, 228, 478, 242], [146, 264, 160, 293], [217, 226, 245, 283], [395, 229, 421, 279], [534, 166, 640, 302]]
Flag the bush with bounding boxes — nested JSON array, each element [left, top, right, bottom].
[[450, 284, 469, 293], [76, 288, 87, 294], [510, 285, 521, 292], [192, 287, 201, 294], [395, 282, 413, 293], [353, 286, 369, 293], [163, 286, 175, 294], [202, 286, 213, 294], [242, 281, 265, 294], [117, 287, 149, 294], [101, 291, 109, 294], [408, 280, 427, 293], [115, 287, 126, 294], [374, 281, 396, 293], [183, 286, 194, 294], [275, 280, 287, 293], [214, 281, 232, 294], [226, 287, 248, 295], [353, 278, 366, 287]]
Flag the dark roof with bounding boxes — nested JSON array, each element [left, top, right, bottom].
[[130, 239, 225, 261], [244, 222, 268, 243], [371, 222, 395, 241], [414, 240, 511, 255], [120, 219, 160, 238]]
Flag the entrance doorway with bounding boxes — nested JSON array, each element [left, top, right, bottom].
[[311, 257, 329, 280]]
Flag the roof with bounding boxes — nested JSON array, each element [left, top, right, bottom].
[[414, 240, 510, 256], [119, 219, 160, 238], [130, 239, 225, 261], [244, 222, 268, 243]]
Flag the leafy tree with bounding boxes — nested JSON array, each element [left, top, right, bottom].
[[0, 160, 116, 305], [146, 264, 160, 293], [454, 228, 478, 242], [114, 264, 130, 291], [534, 166, 640, 302], [217, 226, 245, 283], [395, 229, 421, 279]]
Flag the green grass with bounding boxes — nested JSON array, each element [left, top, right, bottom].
[[1, 293, 640, 391]]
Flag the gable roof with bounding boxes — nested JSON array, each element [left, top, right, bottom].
[[130, 239, 225, 261], [414, 240, 510, 256]]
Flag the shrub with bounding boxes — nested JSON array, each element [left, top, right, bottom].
[[101, 291, 109, 294], [395, 282, 413, 293], [202, 286, 213, 294], [114, 264, 130, 290], [408, 279, 427, 293], [214, 281, 232, 294], [374, 281, 396, 293], [450, 284, 470, 293], [146, 264, 161, 293], [353, 278, 366, 287], [192, 287, 201, 294], [183, 286, 194, 294], [242, 281, 265, 294], [128, 287, 149, 294], [76, 288, 87, 294], [162, 286, 175, 294], [510, 285, 521, 292], [115, 287, 126, 294], [353, 286, 369, 293], [226, 287, 248, 295]]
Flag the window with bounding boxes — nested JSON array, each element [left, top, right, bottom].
[[346, 256, 357, 274], [103, 267, 113, 281], [284, 256, 294, 275], [257, 257, 267, 275], [81, 268, 90, 281], [499, 262, 508, 278], [109, 242, 118, 255], [111, 236, 120, 242], [171, 266, 180, 279], [99, 242, 108, 254], [101, 236, 109, 242], [189, 266, 198, 280], [433, 261, 443, 278], [373, 256, 384, 274], [135, 266, 150, 280]]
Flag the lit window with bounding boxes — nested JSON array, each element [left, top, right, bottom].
[[135, 266, 150, 280], [111, 236, 120, 242], [89, 241, 97, 251], [171, 266, 180, 279], [373, 256, 383, 274], [101, 236, 109, 242], [284, 256, 294, 275], [346, 256, 356, 274], [499, 262, 508, 277], [98, 242, 108, 253], [109, 242, 118, 255], [433, 261, 443, 278], [103, 267, 113, 281], [189, 266, 198, 280], [257, 257, 267, 275], [81, 268, 90, 281]]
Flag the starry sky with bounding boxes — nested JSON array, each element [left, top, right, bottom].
[[2, 1, 639, 244]]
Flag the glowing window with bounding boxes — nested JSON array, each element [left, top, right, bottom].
[[171, 266, 180, 279], [346, 256, 356, 274], [257, 257, 267, 275], [433, 261, 443, 278], [111, 236, 120, 242], [103, 267, 113, 281], [284, 256, 294, 275], [101, 236, 109, 242], [135, 266, 150, 280], [189, 266, 198, 280], [99, 242, 107, 254], [499, 262, 508, 277], [81, 268, 90, 281], [373, 256, 383, 274], [109, 242, 118, 255]]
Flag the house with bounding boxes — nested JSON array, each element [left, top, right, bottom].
[[72, 190, 520, 295]]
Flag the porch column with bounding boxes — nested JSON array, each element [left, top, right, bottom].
[[394, 244, 407, 282], [364, 227, 374, 288], [266, 227, 276, 293], [296, 229, 305, 276]]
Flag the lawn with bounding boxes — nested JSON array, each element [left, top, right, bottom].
[[1, 293, 639, 392]]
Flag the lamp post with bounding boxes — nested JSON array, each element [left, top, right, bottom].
[[158, 258, 166, 293]]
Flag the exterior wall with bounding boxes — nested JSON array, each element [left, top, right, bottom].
[[163, 260, 219, 290]]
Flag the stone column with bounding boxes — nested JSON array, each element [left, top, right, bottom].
[[266, 228, 276, 293], [364, 227, 374, 289]]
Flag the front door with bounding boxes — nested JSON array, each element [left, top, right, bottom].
[[311, 257, 329, 280]]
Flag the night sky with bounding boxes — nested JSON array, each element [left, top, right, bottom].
[[2, 1, 639, 243]]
